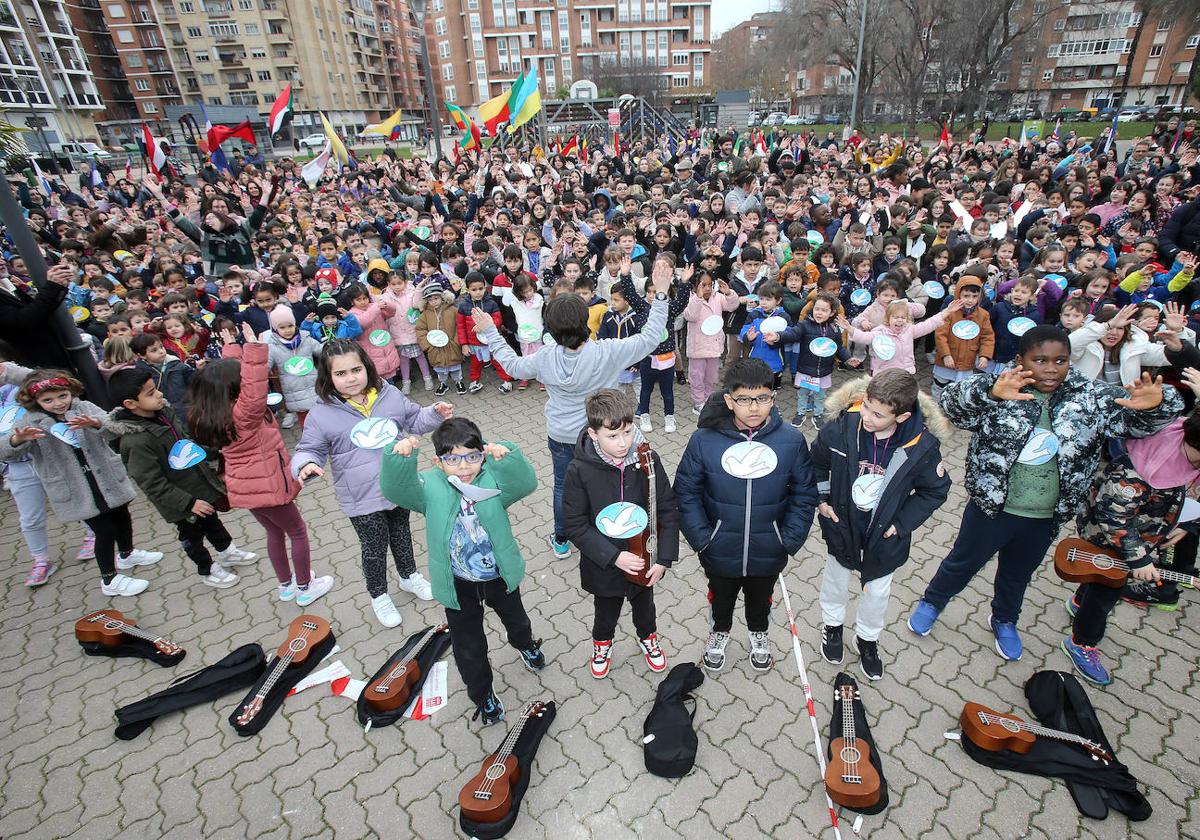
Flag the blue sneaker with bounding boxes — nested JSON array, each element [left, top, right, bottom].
[[472, 692, 505, 726], [907, 600, 941, 636], [519, 638, 546, 672], [548, 535, 572, 559], [1065, 593, 1080, 619], [990, 616, 1023, 661], [1061, 637, 1111, 686]]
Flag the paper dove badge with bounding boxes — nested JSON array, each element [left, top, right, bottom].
[[407, 307, 421, 324], [720, 441, 778, 480], [350, 417, 400, 450], [923, 281, 946, 300], [951, 320, 980, 341], [368, 329, 391, 347], [852, 474, 885, 512], [50, 422, 80, 448], [1007, 317, 1036, 337], [0, 404, 26, 434], [759, 316, 789, 334], [284, 357, 315, 376], [809, 337, 838, 358], [850, 289, 872, 307], [69, 306, 90, 323], [426, 329, 450, 348], [871, 335, 897, 361], [1017, 428, 1059, 466], [700, 315, 723, 336], [266, 392, 284, 407], [168, 439, 206, 470], [595, 502, 649, 540]]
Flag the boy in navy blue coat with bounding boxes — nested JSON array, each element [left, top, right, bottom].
[[673, 358, 817, 672]]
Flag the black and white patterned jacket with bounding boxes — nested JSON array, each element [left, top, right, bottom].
[[938, 370, 1182, 530]]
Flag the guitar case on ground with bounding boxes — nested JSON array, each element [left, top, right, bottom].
[[80, 636, 186, 667], [228, 630, 337, 737], [642, 662, 704, 778], [458, 700, 557, 840], [113, 643, 266, 740], [356, 624, 453, 729], [960, 670, 1151, 821], [825, 671, 890, 814]]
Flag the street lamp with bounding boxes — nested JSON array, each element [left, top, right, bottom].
[[409, 0, 442, 158]]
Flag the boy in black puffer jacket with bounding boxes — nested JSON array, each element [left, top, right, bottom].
[[674, 358, 817, 673], [809, 370, 952, 681], [562, 389, 679, 680]]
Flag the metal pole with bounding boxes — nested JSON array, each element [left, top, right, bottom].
[[848, 0, 867, 135], [0, 174, 109, 406], [411, 0, 442, 160]]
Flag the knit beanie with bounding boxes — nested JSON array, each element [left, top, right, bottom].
[[269, 306, 296, 330]]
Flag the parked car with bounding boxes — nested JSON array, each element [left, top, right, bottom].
[[1116, 108, 1147, 123], [58, 141, 119, 164], [800, 115, 819, 125], [783, 115, 804, 126], [763, 112, 788, 126], [747, 112, 761, 127], [821, 113, 846, 125], [298, 133, 328, 149]]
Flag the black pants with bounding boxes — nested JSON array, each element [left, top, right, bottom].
[[1071, 582, 1124, 647], [637, 357, 676, 416], [922, 502, 1056, 624], [445, 577, 535, 706], [593, 587, 657, 641], [349, 507, 417, 597], [84, 504, 134, 580], [708, 573, 775, 633], [176, 513, 232, 577]]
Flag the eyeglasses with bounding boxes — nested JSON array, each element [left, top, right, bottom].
[[730, 393, 776, 407], [438, 451, 485, 466]]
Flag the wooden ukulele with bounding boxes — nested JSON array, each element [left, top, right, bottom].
[[624, 442, 658, 587], [960, 702, 1112, 762], [74, 609, 182, 657], [364, 623, 449, 712], [235, 614, 331, 726], [1054, 537, 1199, 590], [823, 684, 882, 809], [459, 701, 547, 823]]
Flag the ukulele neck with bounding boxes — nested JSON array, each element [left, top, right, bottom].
[[979, 711, 1106, 756], [256, 624, 316, 700], [377, 627, 436, 690], [100, 617, 165, 647], [1159, 569, 1197, 587]]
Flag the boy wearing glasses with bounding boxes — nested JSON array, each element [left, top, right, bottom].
[[674, 359, 818, 672], [381, 417, 547, 726]]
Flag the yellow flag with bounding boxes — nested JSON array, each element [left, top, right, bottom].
[[320, 112, 349, 167], [362, 107, 404, 138]]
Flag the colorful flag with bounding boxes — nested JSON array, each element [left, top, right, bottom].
[[31, 158, 52, 195], [507, 67, 541, 133], [579, 136, 588, 163], [939, 123, 950, 148], [207, 119, 256, 149], [1051, 118, 1061, 141], [445, 102, 481, 152], [200, 105, 230, 173], [142, 123, 166, 179], [301, 142, 332, 187], [125, 154, 133, 181], [268, 83, 293, 137], [1169, 122, 1184, 154], [479, 81, 514, 137], [561, 135, 578, 157], [1102, 111, 1119, 155], [363, 107, 404, 138], [320, 112, 350, 170]]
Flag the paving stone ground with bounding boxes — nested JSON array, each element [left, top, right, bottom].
[[1, 367, 1198, 840]]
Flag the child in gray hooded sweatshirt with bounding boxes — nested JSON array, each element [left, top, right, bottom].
[[473, 272, 670, 559]]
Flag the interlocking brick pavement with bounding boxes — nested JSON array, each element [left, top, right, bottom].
[[1, 368, 1199, 840]]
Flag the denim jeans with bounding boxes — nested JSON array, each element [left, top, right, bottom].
[[548, 437, 576, 543]]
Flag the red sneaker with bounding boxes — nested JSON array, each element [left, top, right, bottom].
[[517, 380, 529, 391], [590, 640, 613, 679], [639, 633, 667, 673]]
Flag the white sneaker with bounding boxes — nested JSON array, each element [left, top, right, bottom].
[[401, 380, 412, 395], [398, 572, 434, 601], [215, 544, 257, 567], [101, 574, 149, 596], [664, 415, 677, 433], [280, 412, 298, 429], [295, 574, 334, 606], [278, 579, 298, 602], [639, 414, 653, 432], [202, 564, 239, 589], [371, 593, 402, 628], [423, 376, 434, 391], [116, 548, 163, 570]]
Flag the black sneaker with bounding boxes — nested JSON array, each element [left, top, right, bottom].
[[821, 624, 844, 665], [675, 369, 688, 385], [854, 636, 883, 681], [813, 416, 826, 431], [519, 638, 546, 672], [455, 380, 467, 395], [472, 691, 505, 726], [435, 381, 449, 396], [791, 413, 804, 427], [1120, 580, 1180, 611]]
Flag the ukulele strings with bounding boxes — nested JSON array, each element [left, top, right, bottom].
[[978, 712, 1101, 751], [97, 617, 168, 647], [256, 624, 316, 701], [1068, 548, 1195, 585], [377, 629, 433, 691], [477, 704, 536, 797], [842, 690, 860, 783]]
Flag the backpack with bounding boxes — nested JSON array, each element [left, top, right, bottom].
[[642, 662, 704, 777]]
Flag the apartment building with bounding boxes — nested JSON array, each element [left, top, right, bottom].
[[1, 0, 104, 148], [424, 0, 711, 111], [64, 0, 140, 141]]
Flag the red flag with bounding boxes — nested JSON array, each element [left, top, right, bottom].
[[561, 135, 578, 157], [939, 123, 949, 148], [207, 119, 256, 150], [268, 83, 293, 136], [580, 136, 589, 163], [142, 123, 166, 179]]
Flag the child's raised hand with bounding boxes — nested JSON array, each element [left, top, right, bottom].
[[945, 297, 966, 312], [990, 365, 1036, 401], [66, 415, 102, 430], [432, 402, 454, 419], [745, 326, 759, 341], [1115, 372, 1165, 411], [391, 435, 420, 457], [241, 322, 261, 343], [1164, 301, 1186, 332], [1109, 303, 1139, 331], [482, 442, 509, 460], [220, 326, 238, 344], [10, 426, 45, 445], [834, 314, 851, 331]]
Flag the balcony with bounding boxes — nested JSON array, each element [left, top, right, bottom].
[[219, 52, 244, 65], [228, 80, 248, 89]]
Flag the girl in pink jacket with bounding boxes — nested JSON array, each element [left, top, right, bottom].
[[344, 283, 400, 381], [841, 298, 963, 374], [682, 271, 740, 412], [379, 272, 431, 394]]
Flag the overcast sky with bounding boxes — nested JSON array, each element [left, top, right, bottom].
[[711, 0, 774, 37]]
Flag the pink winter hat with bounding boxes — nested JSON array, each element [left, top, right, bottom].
[[269, 306, 296, 330]]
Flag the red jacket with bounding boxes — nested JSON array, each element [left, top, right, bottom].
[[220, 341, 301, 509]]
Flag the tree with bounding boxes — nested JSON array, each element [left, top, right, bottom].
[[881, 0, 947, 126], [595, 59, 667, 107], [1120, 1, 1200, 108]]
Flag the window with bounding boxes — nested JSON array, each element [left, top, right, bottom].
[[631, 0, 640, 23], [672, 52, 687, 65], [256, 69, 271, 80], [467, 0, 477, 8], [194, 50, 210, 60], [444, 84, 456, 101], [618, 0, 628, 23], [208, 21, 239, 37], [251, 47, 266, 58], [561, 56, 571, 81], [434, 17, 446, 36], [1042, 69, 1053, 80], [116, 29, 133, 42], [135, 78, 150, 90], [438, 40, 449, 59], [1053, 18, 1064, 30], [658, 31, 667, 64], [693, 6, 704, 38], [493, 3, 504, 26], [473, 35, 483, 56], [179, 0, 193, 10], [672, 74, 688, 88], [238, 0, 251, 8], [201, 72, 215, 83], [505, 0, 516, 27], [1148, 44, 1163, 57], [144, 102, 157, 112], [544, 57, 555, 89], [186, 25, 201, 36], [996, 70, 1009, 83], [579, 12, 591, 46], [1156, 17, 1170, 31], [469, 13, 480, 33], [127, 53, 143, 66], [245, 22, 258, 33], [442, 64, 454, 80], [107, 3, 125, 16]]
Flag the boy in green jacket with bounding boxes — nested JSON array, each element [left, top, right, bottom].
[[107, 368, 258, 589], [381, 417, 547, 725]]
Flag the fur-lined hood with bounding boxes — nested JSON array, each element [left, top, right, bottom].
[[822, 374, 952, 440]]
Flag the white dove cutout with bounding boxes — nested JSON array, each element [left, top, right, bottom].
[[369, 329, 391, 347], [1007, 317, 1036, 337], [850, 289, 872, 307], [759, 316, 789, 334], [924, 281, 945, 300], [168, 439, 207, 470], [951, 320, 980, 341], [266, 392, 284, 407], [50, 422, 80, 448], [426, 329, 450, 347], [595, 502, 649, 539], [721, 441, 778, 480], [809, 337, 838, 358], [284, 357, 314, 376], [0, 405, 26, 434], [700, 315, 723, 336], [518, 324, 542, 343], [1017, 428, 1059, 466], [350, 417, 400, 450], [852, 473, 885, 512], [871, 335, 898, 361], [407, 308, 421, 324]]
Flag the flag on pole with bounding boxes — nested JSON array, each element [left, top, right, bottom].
[[561, 135, 578, 157], [301, 142, 332, 187], [207, 119, 256, 149], [579, 136, 589, 163], [91, 165, 103, 187], [1018, 123, 1028, 151], [1051, 118, 1061, 141], [362, 107, 404, 139], [479, 80, 515, 137], [445, 102, 481, 152], [1169, 122, 1184, 154], [200, 105, 230, 173], [125, 154, 133, 181], [939, 122, 950, 148], [1102, 111, 1119, 155], [507, 67, 541, 133], [142, 123, 166, 179], [320, 112, 350, 170], [31, 158, 52, 195], [268, 83, 293, 137]]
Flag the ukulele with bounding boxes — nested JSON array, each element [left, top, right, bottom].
[[365, 623, 449, 712], [1053, 537, 1199, 590], [960, 701, 1112, 762], [624, 442, 658, 587], [823, 684, 882, 809], [74, 609, 182, 657], [458, 701, 547, 824], [235, 614, 331, 726]]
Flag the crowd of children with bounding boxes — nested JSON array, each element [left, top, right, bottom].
[[3, 122, 1199, 714]]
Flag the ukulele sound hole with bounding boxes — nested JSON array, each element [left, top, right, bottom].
[[838, 746, 862, 764], [1091, 556, 1115, 570], [1000, 718, 1021, 734], [484, 764, 506, 781], [288, 638, 308, 654]]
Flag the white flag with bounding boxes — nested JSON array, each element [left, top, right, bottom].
[[301, 142, 332, 188]]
